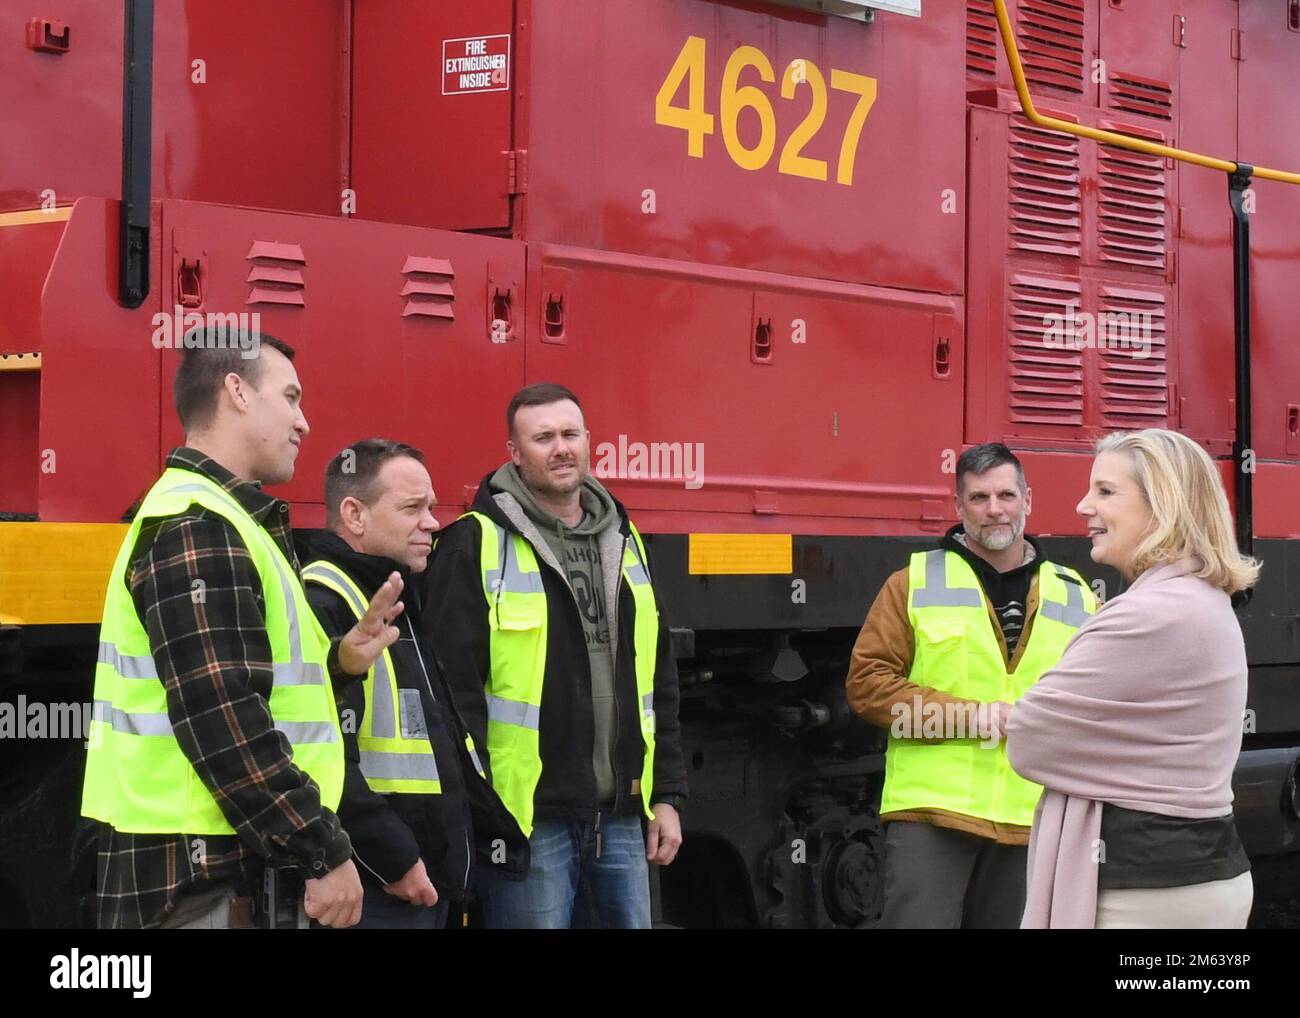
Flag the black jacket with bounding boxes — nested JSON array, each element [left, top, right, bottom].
[[940, 524, 1044, 657], [303, 531, 525, 896], [422, 474, 688, 850]]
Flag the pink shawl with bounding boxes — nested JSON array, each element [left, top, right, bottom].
[[1005, 559, 1248, 928]]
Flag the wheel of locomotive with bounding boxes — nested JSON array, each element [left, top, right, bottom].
[[821, 820, 883, 928]]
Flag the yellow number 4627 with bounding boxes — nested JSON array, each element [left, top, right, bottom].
[[654, 35, 877, 186]]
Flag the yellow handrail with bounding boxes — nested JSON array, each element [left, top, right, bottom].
[[992, 0, 1300, 186]]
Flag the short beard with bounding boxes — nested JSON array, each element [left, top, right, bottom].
[[964, 512, 1025, 552], [549, 474, 582, 495], [521, 459, 583, 497]]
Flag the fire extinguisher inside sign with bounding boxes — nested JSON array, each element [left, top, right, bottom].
[[442, 35, 511, 95]]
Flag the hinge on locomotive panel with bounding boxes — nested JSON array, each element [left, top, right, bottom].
[[1230, 29, 1244, 61], [505, 149, 529, 196]]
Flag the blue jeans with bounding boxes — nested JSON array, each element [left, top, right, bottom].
[[478, 815, 651, 929]]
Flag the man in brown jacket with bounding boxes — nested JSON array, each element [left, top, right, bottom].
[[846, 443, 1093, 928]]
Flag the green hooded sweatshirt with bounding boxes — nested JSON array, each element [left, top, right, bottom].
[[490, 463, 622, 804]]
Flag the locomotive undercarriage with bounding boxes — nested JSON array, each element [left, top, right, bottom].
[[659, 628, 886, 929], [660, 621, 1300, 929]]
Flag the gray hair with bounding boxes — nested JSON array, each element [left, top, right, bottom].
[[956, 443, 1026, 495]]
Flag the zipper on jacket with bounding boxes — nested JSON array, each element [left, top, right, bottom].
[[494, 505, 636, 831], [492, 539, 508, 624]]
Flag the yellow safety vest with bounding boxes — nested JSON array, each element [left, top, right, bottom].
[[302, 558, 485, 795], [881, 549, 1095, 826], [81, 468, 343, 834], [465, 511, 659, 837]]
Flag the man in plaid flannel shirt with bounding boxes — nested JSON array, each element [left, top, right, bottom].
[[86, 330, 403, 929]]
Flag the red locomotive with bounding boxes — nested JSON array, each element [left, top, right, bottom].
[[1, 0, 1297, 927]]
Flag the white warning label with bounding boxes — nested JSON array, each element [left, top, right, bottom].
[[442, 34, 511, 95]]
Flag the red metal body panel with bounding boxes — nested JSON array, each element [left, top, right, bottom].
[[1237, 5, 1300, 465], [1097, 0, 1180, 123], [150, 1, 349, 215], [0, 216, 65, 354], [1172, 0, 1239, 447], [1, 0, 347, 216], [966, 96, 1184, 449], [34, 197, 526, 524], [4, 0, 1300, 544], [964, 0, 1101, 106], [350, 0, 515, 231], [525, 242, 962, 533], [1254, 463, 1300, 541], [0, 212, 62, 514], [514, 0, 966, 292], [0, 371, 39, 513], [38, 198, 162, 523], [2, 0, 121, 212], [156, 200, 526, 523]]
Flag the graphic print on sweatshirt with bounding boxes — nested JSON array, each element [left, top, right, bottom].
[[566, 542, 611, 651], [997, 599, 1026, 656]]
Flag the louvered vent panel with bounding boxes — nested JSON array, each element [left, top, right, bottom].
[[1009, 116, 1081, 258], [1097, 285, 1168, 427], [246, 241, 306, 307], [1017, 0, 1085, 94], [1109, 73, 1173, 121], [967, 1, 998, 77], [401, 256, 454, 319], [1098, 141, 1167, 271], [1007, 273, 1084, 425]]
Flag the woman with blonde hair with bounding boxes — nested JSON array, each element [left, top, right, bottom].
[[1006, 428, 1259, 928]]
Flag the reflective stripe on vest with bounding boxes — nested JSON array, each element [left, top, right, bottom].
[[302, 560, 443, 795], [880, 549, 1096, 827], [487, 694, 540, 730], [93, 637, 337, 738], [167, 483, 327, 687], [1038, 565, 1091, 627], [464, 510, 660, 838], [81, 468, 343, 834], [88, 699, 336, 744], [911, 548, 983, 609]]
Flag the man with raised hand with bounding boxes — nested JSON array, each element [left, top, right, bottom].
[[82, 327, 402, 929], [303, 438, 522, 928]]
